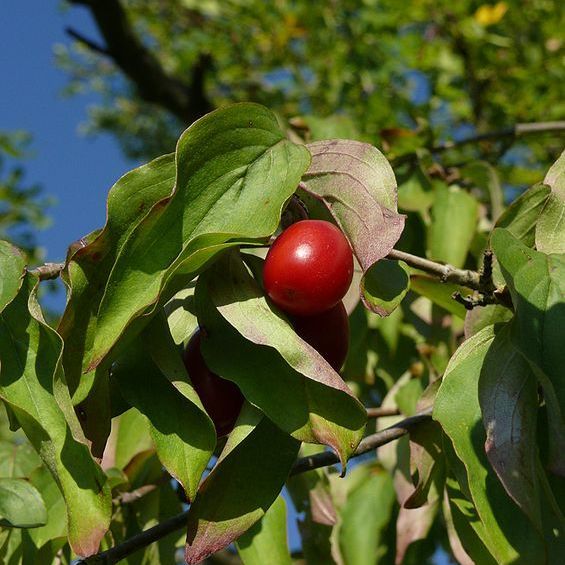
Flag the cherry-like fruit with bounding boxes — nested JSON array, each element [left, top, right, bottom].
[[183, 329, 244, 438], [263, 220, 353, 315], [291, 301, 349, 371]]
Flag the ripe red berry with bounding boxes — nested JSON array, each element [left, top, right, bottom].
[[263, 220, 354, 315], [183, 329, 244, 438], [291, 301, 349, 371]]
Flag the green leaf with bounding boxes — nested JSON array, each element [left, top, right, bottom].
[[461, 161, 504, 221], [491, 228, 565, 475], [57, 154, 177, 457], [58, 153, 176, 396], [236, 495, 292, 565], [443, 474, 496, 565], [404, 419, 445, 509], [88, 103, 310, 369], [0, 441, 42, 479], [397, 163, 435, 212], [463, 304, 513, 338], [300, 139, 405, 314], [111, 316, 215, 501], [0, 478, 46, 528], [164, 285, 198, 345], [184, 404, 300, 564], [434, 325, 545, 563], [338, 464, 396, 565], [127, 480, 184, 565], [0, 273, 111, 556], [28, 466, 67, 550], [196, 252, 366, 467], [536, 149, 565, 253], [112, 409, 153, 470], [302, 115, 365, 142], [286, 444, 337, 564], [428, 185, 478, 268], [478, 324, 541, 529], [0, 241, 25, 313], [410, 275, 468, 319], [494, 183, 550, 246], [361, 259, 410, 317]]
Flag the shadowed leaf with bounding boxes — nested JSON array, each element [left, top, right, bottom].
[[184, 405, 300, 564], [0, 479, 47, 528], [196, 252, 366, 467], [434, 325, 545, 563], [492, 228, 565, 475], [361, 260, 410, 317]]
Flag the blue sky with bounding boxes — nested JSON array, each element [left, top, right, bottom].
[[1, 3, 133, 310]]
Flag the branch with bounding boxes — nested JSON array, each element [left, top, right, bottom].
[[366, 407, 400, 418], [386, 249, 481, 290], [393, 121, 565, 165], [430, 121, 565, 154], [290, 407, 433, 475], [68, 0, 212, 124], [29, 262, 65, 281], [75, 408, 433, 564], [66, 27, 110, 56]]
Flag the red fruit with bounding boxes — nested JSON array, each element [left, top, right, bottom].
[[291, 301, 349, 371], [263, 220, 354, 315], [183, 330, 244, 438]]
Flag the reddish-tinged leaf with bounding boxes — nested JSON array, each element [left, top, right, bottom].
[[0, 274, 111, 556], [196, 252, 366, 467], [300, 140, 405, 314], [184, 406, 300, 564], [479, 323, 541, 529]]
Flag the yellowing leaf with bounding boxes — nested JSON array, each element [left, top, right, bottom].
[[474, 3, 508, 26]]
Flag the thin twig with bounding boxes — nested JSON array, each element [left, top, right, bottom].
[[386, 249, 481, 290], [393, 121, 565, 165], [75, 408, 433, 564], [290, 407, 433, 475], [366, 407, 401, 418]]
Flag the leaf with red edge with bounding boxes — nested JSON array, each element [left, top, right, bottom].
[[300, 139, 405, 315], [184, 404, 300, 564], [195, 252, 366, 468], [0, 273, 111, 556]]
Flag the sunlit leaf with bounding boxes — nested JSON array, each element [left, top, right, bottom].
[[236, 495, 292, 565], [338, 464, 396, 565], [88, 103, 310, 370], [111, 316, 215, 501], [536, 149, 565, 253], [0, 241, 25, 313], [428, 185, 478, 268], [494, 183, 550, 247], [300, 139, 405, 314], [0, 273, 111, 556]]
